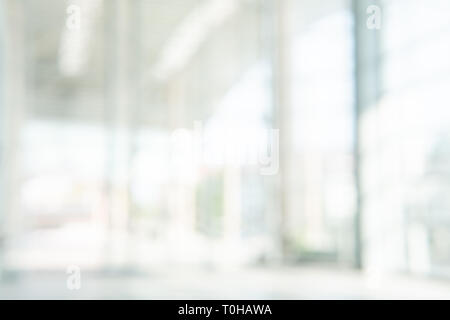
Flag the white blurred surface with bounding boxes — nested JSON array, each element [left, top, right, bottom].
[[1, 267, 450, 300]]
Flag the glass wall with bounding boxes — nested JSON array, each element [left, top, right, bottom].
[[360, 0, 450, 276], [287, 0, 356, 264]]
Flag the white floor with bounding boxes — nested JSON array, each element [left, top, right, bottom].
[[1, 266, 450, 299]]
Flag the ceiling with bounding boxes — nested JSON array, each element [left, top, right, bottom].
[[6, 0, 263, 128]]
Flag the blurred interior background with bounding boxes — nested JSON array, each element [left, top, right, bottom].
[[1, 0, 450, 299]]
